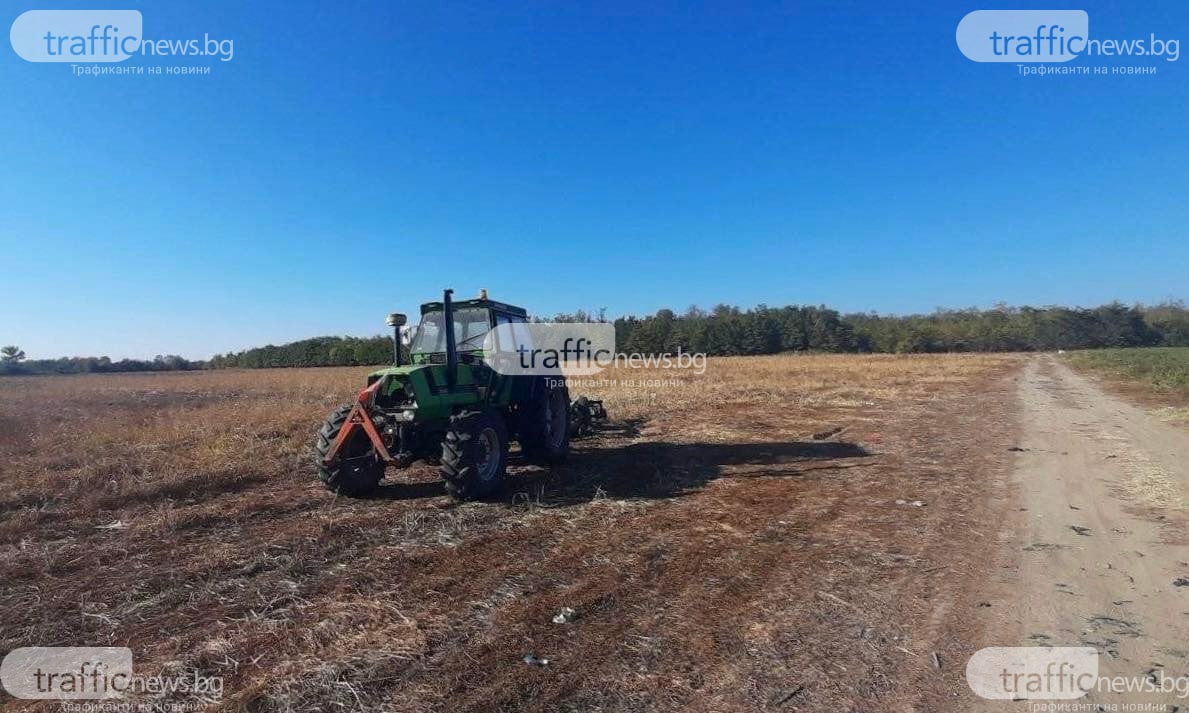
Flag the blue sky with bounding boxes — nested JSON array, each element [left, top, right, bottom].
[[2, 1, 1187, 359]]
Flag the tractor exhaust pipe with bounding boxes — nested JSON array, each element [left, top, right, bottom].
[[443, 288, 457, 389]]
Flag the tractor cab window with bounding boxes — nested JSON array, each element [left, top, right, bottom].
[[493, 313, 532, 352], [410, 308, 492, 354], [487, 312, 532, 369]]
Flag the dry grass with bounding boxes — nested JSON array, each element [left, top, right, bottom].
[[1152, 406, 1189, 426], [0, 353, 1019, 712], [1065, 348, 1189, 428]]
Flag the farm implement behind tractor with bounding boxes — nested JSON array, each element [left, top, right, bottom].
[[314, 289, 604, 501]]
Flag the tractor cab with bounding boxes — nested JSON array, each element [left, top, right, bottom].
[[409, 292, 529, 365]]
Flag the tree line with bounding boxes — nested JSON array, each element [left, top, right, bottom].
[[607, 301, 1188, 355], [206, 336, 399, 369], [0, 337, 397, 375], [3, 301, 1186, 375], [0, 348, 201, 375]]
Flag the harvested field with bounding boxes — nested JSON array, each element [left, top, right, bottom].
[[0, 354, 1020, 712]]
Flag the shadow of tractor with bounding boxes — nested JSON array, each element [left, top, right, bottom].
[[365, 419, 873, 505], [505, 427, 873, 506]]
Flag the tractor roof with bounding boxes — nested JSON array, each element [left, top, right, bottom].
[[420, 297, 528, 318]]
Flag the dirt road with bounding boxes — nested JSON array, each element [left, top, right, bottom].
[[977, 355, 1189, 709]]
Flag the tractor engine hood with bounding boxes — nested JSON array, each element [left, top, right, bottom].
[[367, 363, 429, 382], [366, 364, 430, 406], [365, 361, 485, 423]]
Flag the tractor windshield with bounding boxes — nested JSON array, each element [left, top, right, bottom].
[[410, 308, 492, 354]]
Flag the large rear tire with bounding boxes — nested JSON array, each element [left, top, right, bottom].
[[315, 404, 384, 496], [440, 410, 508, 501], [520, 381, 571, 465]]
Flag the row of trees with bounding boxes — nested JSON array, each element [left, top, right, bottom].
[[608, 302, 1189, 355], [206, 336, 400, 369], [0, 347, 200, 375], [4, 301, 1187, 375], [0, 336, 397, 375], [607, 305, 860, 355]]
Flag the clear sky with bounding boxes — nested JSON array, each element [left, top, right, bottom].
[[2, 1, 1187, 359]]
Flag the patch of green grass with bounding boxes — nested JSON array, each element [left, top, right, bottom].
[[1066, 347, 1189, 396]]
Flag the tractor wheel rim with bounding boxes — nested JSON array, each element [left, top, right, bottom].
[[477, 427, 499, 481]]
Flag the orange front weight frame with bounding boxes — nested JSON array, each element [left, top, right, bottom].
[[322, 377, 394, 465]]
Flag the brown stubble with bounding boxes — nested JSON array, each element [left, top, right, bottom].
[[0, 353, 1021, 712]]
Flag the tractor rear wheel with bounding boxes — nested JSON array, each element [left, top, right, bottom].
[[440, 410, 508, 501], [520, 381, 571, 465], [315, 404, 384, 496]]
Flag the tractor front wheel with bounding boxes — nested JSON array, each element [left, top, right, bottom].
[[440, 410, 508, 501], [315, 404, 384, 496]]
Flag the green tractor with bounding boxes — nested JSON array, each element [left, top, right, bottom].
[[314, 289, 572, 501]]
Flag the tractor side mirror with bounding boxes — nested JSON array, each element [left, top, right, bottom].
[[399, 325, 413, 345], [386, 313, 407, 327]]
